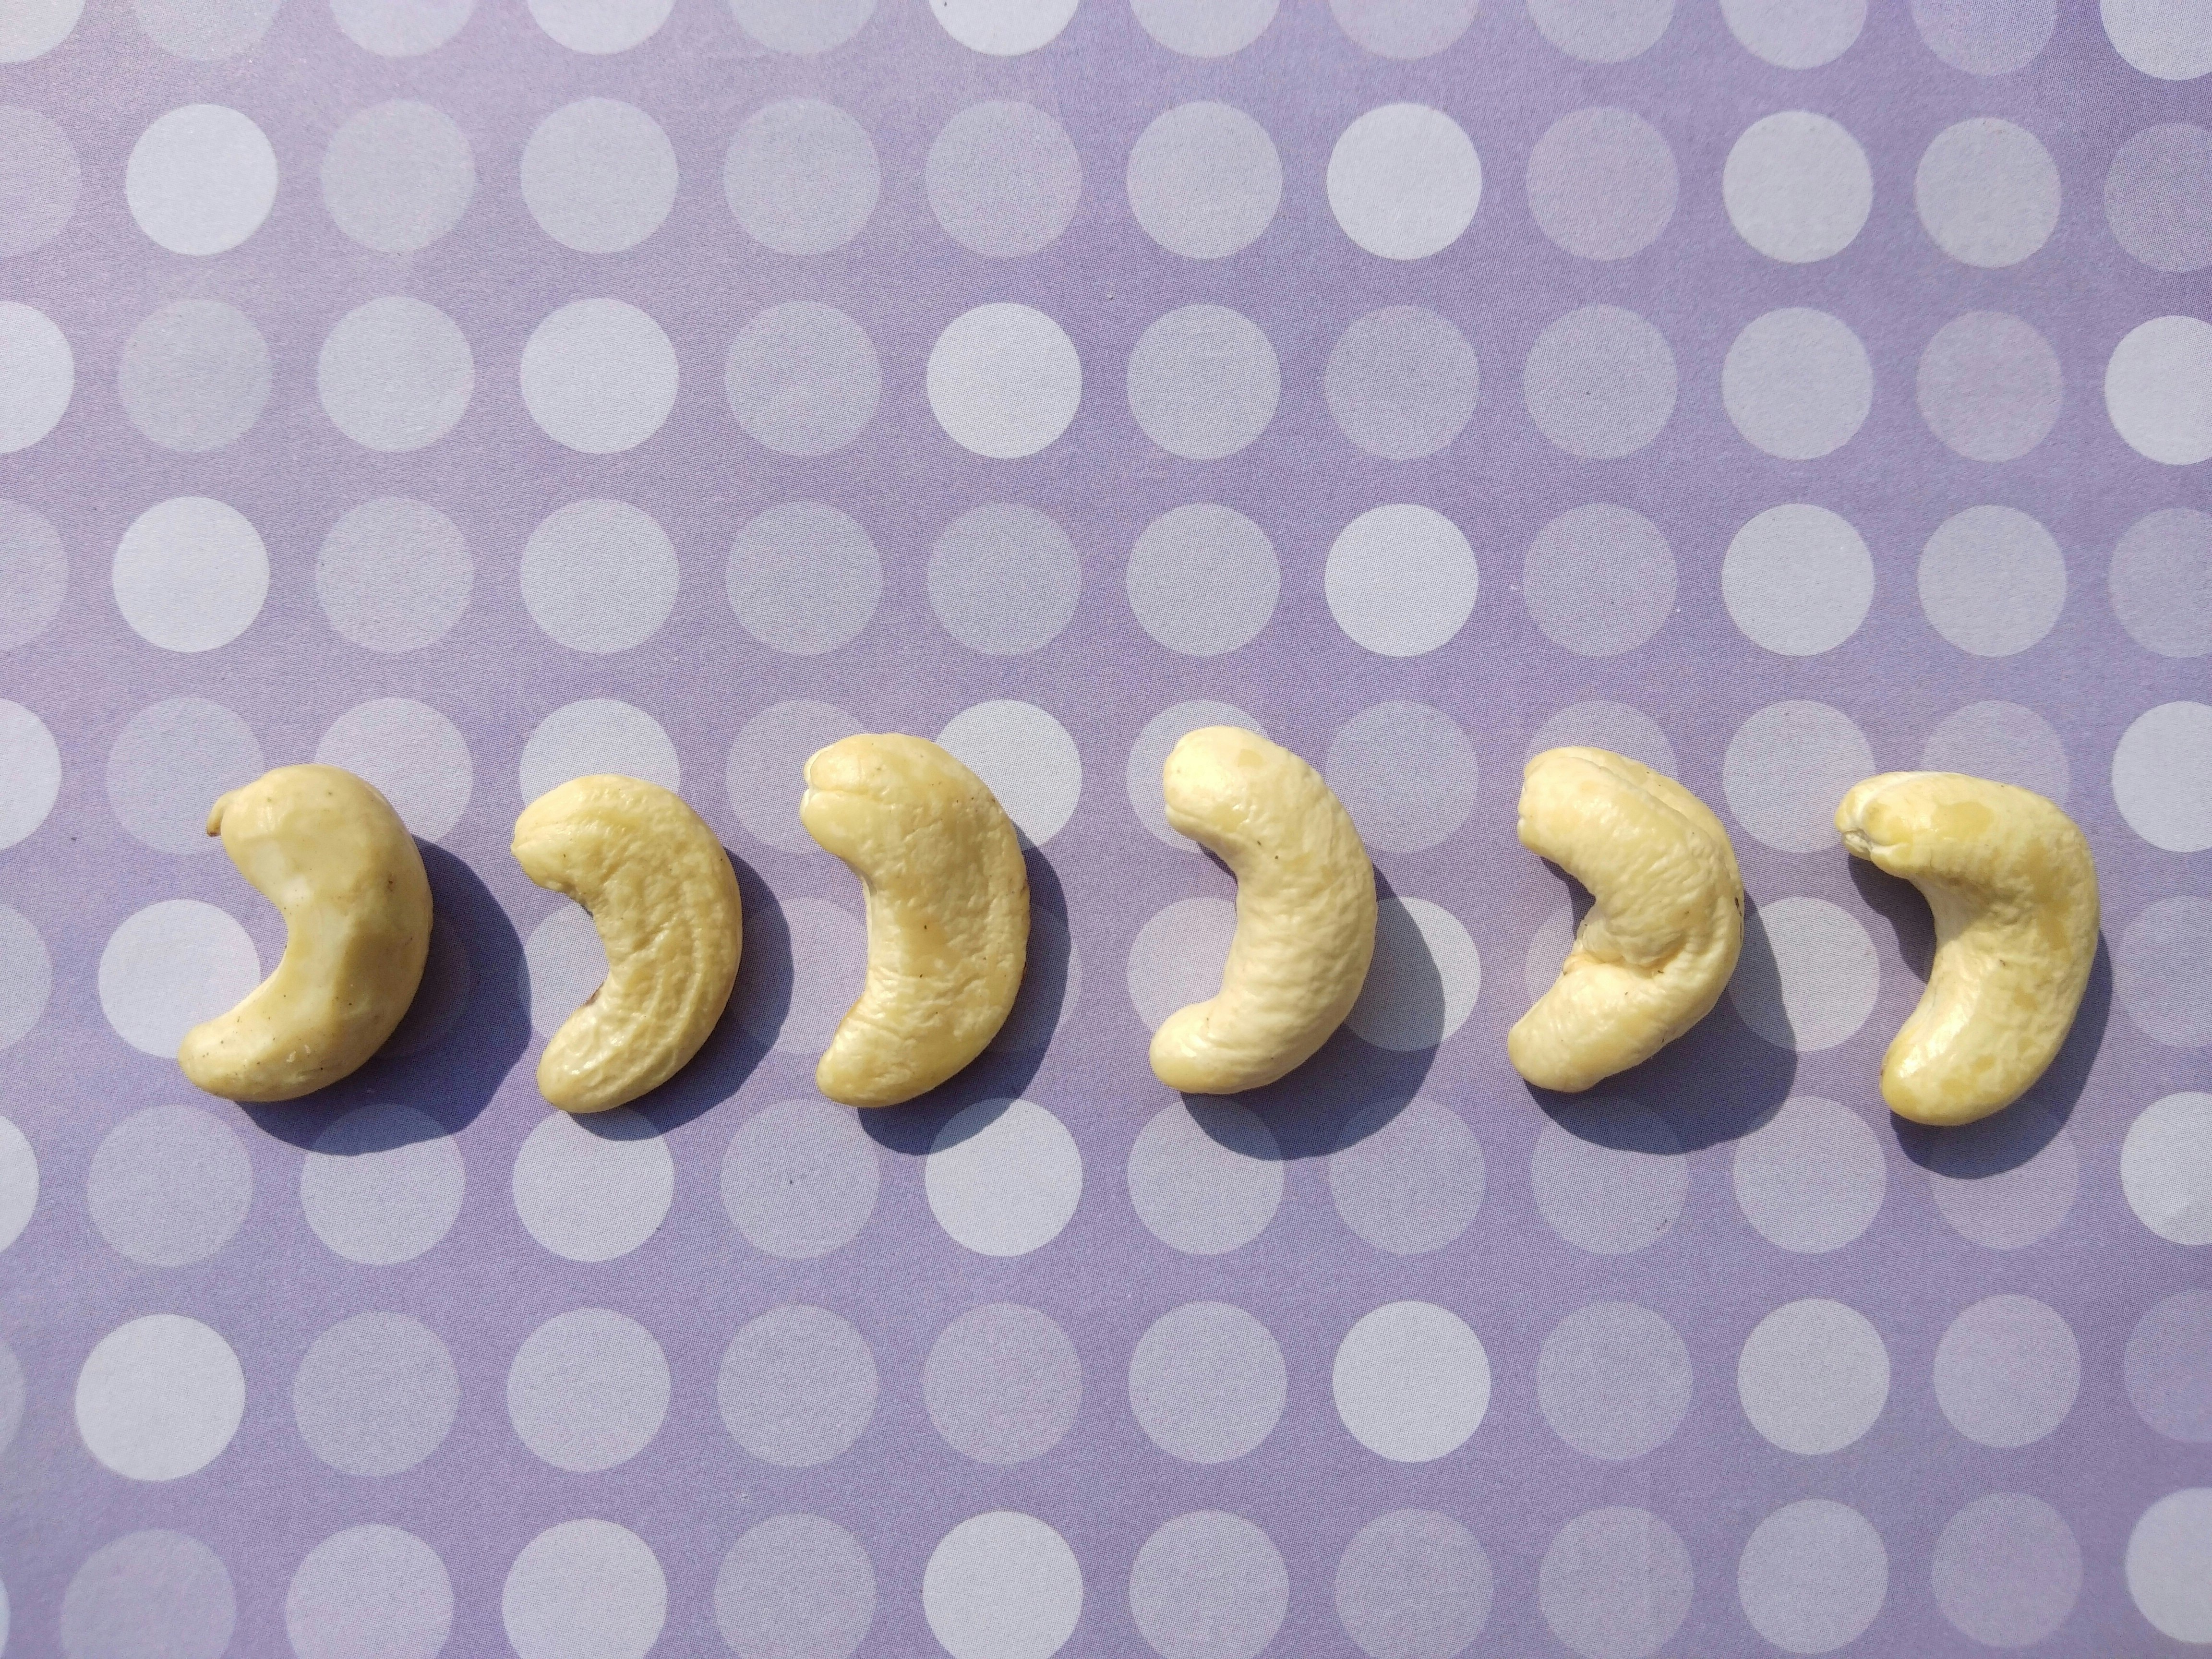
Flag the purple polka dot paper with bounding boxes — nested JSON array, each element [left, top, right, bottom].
[[3, 0, 2212, 1655]]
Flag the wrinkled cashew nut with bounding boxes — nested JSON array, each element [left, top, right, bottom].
[[1150, 727, 1377, 1095], [512, 775, 742, 1114], [1837, 771, 2098, 1127], [1509, 747, 1744, 1094], [802, 734, 1029, 1108], [180, 764, 432, 1103]]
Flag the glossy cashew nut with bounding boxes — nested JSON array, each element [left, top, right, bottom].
[[802, 734, 1029, 1107], [179, 764, 432, 1102], [512, 775, 742, 1113], [1150, 726, 1377, 1095], [1837, 771, 2098, 1126], [1509, 747, 1744, 1093]]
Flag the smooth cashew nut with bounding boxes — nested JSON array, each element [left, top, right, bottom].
[[1150, 727, 1376, 1095], [802, 734, 1028, 1108], [180, 764, 432, 1102], [512, 775, 742, 1114], [1509, 747, 1744, 1094], [1837, 771, 2098, 1127]]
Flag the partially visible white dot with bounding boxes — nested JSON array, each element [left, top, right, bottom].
[[512, 1107, 674, 1262], [117, 300, 270, 452], [927, 1097, 1082, 1257], [1127, 1099, 1282, 1256], [1126, 101, 1280, 261], [321, 100, 474, 253], [287, 1526, 454, 1659], [126, 105, 276, 255], [1527, 701, 1677, 775], [1128, 1300, 1286, 1464], [2106, 123, 2212, 272], [135, 0, 277, 57], [75, 1313, 244, 1480], [1724, 111, 1872, 263], [502, 1521, 666, 1659], [519, 698, 679, 803], [1737, 1500, 1887, 1652], [98, 899, 259, 1057], [530, 910, 602, 1045], [1523, 504, 1675, 657], [301, 1103, 465, 1265], [725, 301, 880, 457], [1329, 0, 1475, 56], [1126, 304, 1279, 462], [0, 501, 67, 650], [1724, 308, 1873, 460], [2113, 702, 2212, 852], [731, 896, 865, 1056], [507, 1307, 670, 1472], [1916, 119, 2060, 267], [1325, 504, 1477, 657], [106, 696, 263, 856], [1345, 897, 1480, 1052], [1329, 104, 1480, 261], [1329, 1097, 1484, 1256], [2112, 507, 2212, 657], [0, 1117, 37, 1254], [1538, 1508, 1692, 1659], [1731, 896, 1879, 1050], [2104, 0, 2212, 79], [0, 302, 72, 454], [2117, 896, 2212, 1046], [1919, 699, 2069, 805], [521, 98, 676, 253], [938, 701, 1082, 846], [1918, 311, 2063, 462], [931, 0, 1078, 53], [0, 909, 51, 1056], [61, 1532, 234, 1659], [521, 299, 677, 455], [1531, 1108, 1688, 1256], [1913, 0, 2054, 73], [1334, 1510, 1492, 1659], [922, 1513, 1082, 1659], [1129, 1512, 1287, 1659], [319, 297, 474, 453], [1134, 0, 1275, 55], [728, 0, 873, 52], [928, 503, 1081, 656], [1733, 1095, 1886, 1253], [2129, 1489, 2212, 1641], [1928, 1105, 2080, 1249], [1933, 1294, 2080, 1447], [1128, 704, 1266, 845], [928, 303, 1081, 458], [726, 700, 863, 853], [1126, 505, 1278, 658], [1721, 0, 1864, 66], [113, 496, 267, 653], [1928, 1495, 2082, 1647], [714, 1515, 876, 1659], [316, 497, 471, 652], [1326, 701, 1477, 853], [721, 1096, 879, 1259], [2106, 315, 2212, 465], [728, 99, 879, 256], [1127, 896, 1236, 1033], [0, 107, 77, 255], [1724, 504, 1873, 657], [2122, 1092, 2212, 1244], [727, 501, 881, 657], [0, 0, 83, 60], [1722, 702, 1876, 853], [1524, 305, 1676, 458], [527, 0, 670, 53], [1739, 1298, 1888, 1454], [87, 1105, 252, 1267], [0, 700, 61, 851], [1529, 0, 1673, 61], [331, 0, 475, 55], [522, 499, 677, 655]]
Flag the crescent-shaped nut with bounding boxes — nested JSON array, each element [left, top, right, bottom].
[[1150, 726, 1377, 1095], [801, 734, 1029, 1108], [1837, 770, 2098, 1127], [512, 775, 742, 1114], [1508, 748, 1744, 1093], [178, 764, 432, 1103]]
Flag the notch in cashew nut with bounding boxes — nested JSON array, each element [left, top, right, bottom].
[[802, 734, 1029, 1108], [179, 764, 433, 1103], [1837, 771, 2097, 1127], [1150, 727, 1377, 1095], [512, 775, 743, 1113], [1509, 747, 1744, 1094]]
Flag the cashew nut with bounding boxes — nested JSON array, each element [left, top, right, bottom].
[[179, 764, 432, 1102], [1150, 726, 1377, 1095], [512, 775, 743, 1113], [1509, 747, 1744, 1093], [801, 734, 1028, 1107], [1837, 771, 2098, 1126]]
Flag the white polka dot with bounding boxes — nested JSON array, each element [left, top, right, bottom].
[[1934, 1294, 2079, 1447], [521, 299, 677, 454], [106, 697, 262, 856], [0, 106, 78, 256], [728, 0, 873, 51], [732, 896, 865, 1056], [1733, 1096, 1885, 1252], [135, 0, 277, 56], [722, 1097, 879, 1259], [331, 0, 474, 55], [1127, 705, 1265, 846], [0, 908, 50, 1056], [319, 297, 473, 452], [1738, 1298, 1887, 1454], [1128, 1301, 1285, 1463], [1326, 702, 1477, 853], [1537, 1301, 1692, 1460], [2112, 507, 2212, 657], [322, 100, 474, 253], [928, 303, 1081, 458], [1914, 0, 2053, 71], [1527, 701, 1678, 776], [316, 497, 471, 652], [1346, 897, 1480, 1052], [1919, 311, 2063, 461], [1723, 308, 1872, 459], [1531, 1110, 1687, 1255], [1538, 1508, 1691, 1659], [75, 1314, 244, 1480], [1731, 897, 1879, 1050], [125, 106, 276, 255], [522, 500, 677, 654], [1918, 504, 2066, 656], [727, 301, 881, 457], [729, 99, 879, 256], [1130, 1512, 1286, 1659], [512, 1107, 673, 1262], [927, 1097, 1082, 1257], [529, 910, 602, 1034], [62, 1532, 234, 1659], [727, 501, 881, 656], [0, 1117, 38, 1254], [519, 698, 679, 802], [521, 99, 675, 254], [1737, 1500, 1887, 1652], [1920, 699, 2069, 804], [726, 700, 863, 853], [1134, 0, 1275, 55], [1529, 0, 1672, 60], [929, 101, 1079, 258], [1127, 1099, 1282, 1255], [1329, 104, 1479, 261], [1126, 101, 1280, 260], [527, 0, 669, 52], [0, 302, 72, 453], [0, 501, 67, 650], [1329, 0, 1474, 55], [1928, 1105, 2079, 1248], [112, 496, 267, 652], [118, 300, 270, 452], [502, 1522, 666, 1659], [1523, 505, 1675, 656], [88, 1106, 251, 1267], [2131, 1489, 2212, 1640], [1324, 307, 1479, 461], [937, 700, 1082, 846], [2113, 702, 2212, 851], [0, 0, 83, 60], [1525, 305, 1676, 458], [928, 503, 1081, 656], [2107, 315, 2212, 465], [1526, 107, 1677, 262], [315, 697, 470, 839], [1325, 504, 1477, 657], [1916, 119, 2059, 267], [718, 1304, 878, 1466], [1932, 1493, 2081, 1647], [2129, 1290, 2212, 1441], [2123, 1092, 2212, 1243], [2107, 123, 2212, 272], [1127, 896, 1235, 1032], [291, 1311, 458, 1476], [1126, 506, 1277, 658], [1724, 111, 1871, 263], [0, 700, 60, 851], [1723, 702, 1875, 853], [301, 1104, 465, 1264], [287, 1527, 454, 1659], [1723, 505, 1873, 656], [1721, 0, 1864, 65], [2105, 0, 2212, 77], [508, 1307, 669, 1472], [923, 1513, 1082, 1659], [1334, 1511, 1491, 1659], [2118, 896, 2212, 1046], [1127, 305, 1279, 461], [1329, 1097, 1483, 1257], [925, 1303, 1082, 1466], [714, 1515, 876, 1659], [932, 0, 1077, 53], [98, 900, 260, 1057]]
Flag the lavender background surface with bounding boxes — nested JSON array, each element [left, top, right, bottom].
[[3, 0, 2212, 1655]]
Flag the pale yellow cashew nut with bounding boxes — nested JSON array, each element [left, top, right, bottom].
[[802, 734, 1029, 1108], [1837, 771, 2098, 1127], [512, 775, 743, 1114], [1150, 727, 1377, 1095], [1509, 747, 1744, 1094], [179, 764, 432, 1103]]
